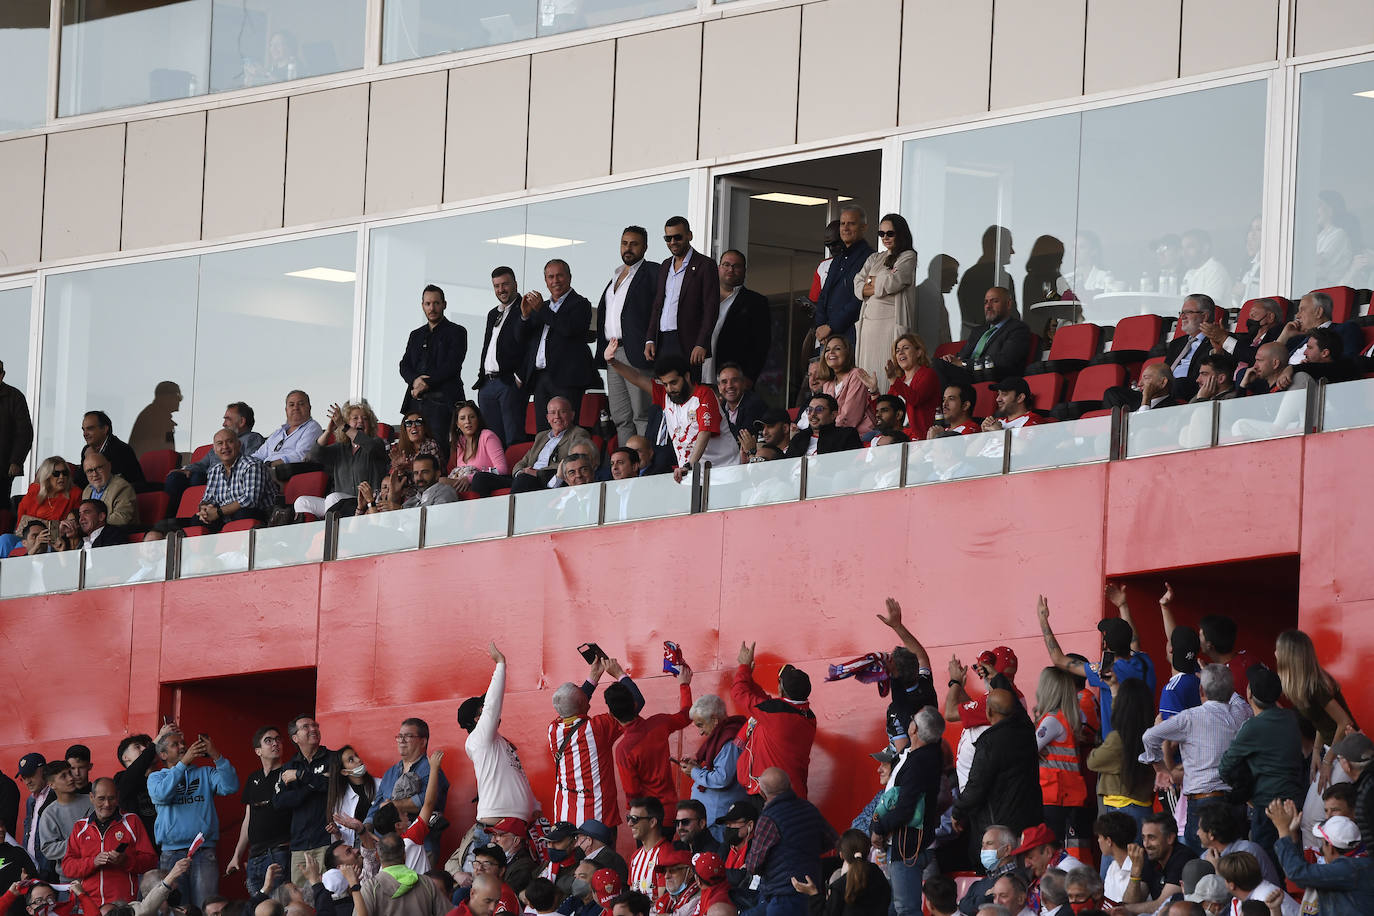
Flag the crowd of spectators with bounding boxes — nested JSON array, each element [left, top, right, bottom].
[[1, 594, 1370, 916], [3, 207, 1371, 554]]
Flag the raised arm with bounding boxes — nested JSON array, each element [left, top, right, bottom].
[[605, 656, 645, 714], [604, 341, 654, 394], [419, 751, 444, 824], [1105, 582, 1142, 653], [473, 643, 507, 745], [943, 655, 972, 723], [875, 597, 930, 670], [1156, 582, 1178, 641], [1037, 596, 1086, 676]]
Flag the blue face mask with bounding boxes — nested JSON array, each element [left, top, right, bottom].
[[979, 849, 1000, 870], [666, 879, 687, 897]]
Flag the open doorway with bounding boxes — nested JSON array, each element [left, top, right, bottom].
[[712, 151, 882, 407], [161, 668, 317, 896]]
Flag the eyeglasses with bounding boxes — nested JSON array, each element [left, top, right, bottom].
[[50, 469, 68, 477], [674, 818, 697, 827], [625, 814, 647, 825], [807, 406, 827, 415], [876, 230, 896, 239], [402, 419, 425, 427], [663, 233, 685, 243], [395, 733, 421, 741]]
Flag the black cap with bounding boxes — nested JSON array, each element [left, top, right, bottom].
[[778, 664, 811, 701], [473, 844, 507, 868], [754, 408, 791, 430], [1247, 664, 1282, 706], [456, 696, 484, 732], [714, 801, 758, 825], [1170, 626, 1201, 674], [545, 821, 578, 842], [990, 376, 1030, 397], [1097, 618, 1134, 656]]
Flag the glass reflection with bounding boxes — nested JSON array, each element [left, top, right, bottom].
[[209, 0, 366, 92], [1293, 61, 1374, 294], [383, 0, 535, 63], [537, 0, 693, 37], [0, 1, 48, 132], [0, 287, 33, 499]]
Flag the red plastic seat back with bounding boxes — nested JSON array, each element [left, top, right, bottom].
[[175, 485, 207, 518], [284, 471, 328, 503], [1026, 374, 1064, 412], [934, 341, 964, 361], [138, 448, 179, 482], [1070, 364, 1127, 402], [1111, 315, 1164, 352], [191, 444, 213, 464], [505, 441, 534, 468], [973, 382, 996, 419], [376, 422, 394, 442], [525, 402, 537, 436], [1315, 286, 1357, 323], [579, 393, 609, 429], [1048, 323, 1101, 361], [221, 519, 263, 533], [136, 491, 169, 524], [1240, 296, 1293, 328]]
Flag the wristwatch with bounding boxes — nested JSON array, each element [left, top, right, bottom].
[[349, 884, 362, 893]]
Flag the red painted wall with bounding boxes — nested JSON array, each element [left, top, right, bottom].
[[2, 429, 1361, 880]]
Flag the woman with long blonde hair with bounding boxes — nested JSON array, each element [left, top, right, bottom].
[[1275, 629, 1357, 786], [296, 400, 387, 519], [0, 457, 82, 556], [1033, 667, 1089, 853]]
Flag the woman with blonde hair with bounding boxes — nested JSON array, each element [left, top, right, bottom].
[[0, 457, 84, 556], [856, 333, 940, 439], [296, 401, 387, 520], [1275, 628, 1357, 787], [816, 335, 875, 436], [1034, 667, 1090, 855]]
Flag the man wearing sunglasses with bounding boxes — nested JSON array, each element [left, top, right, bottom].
[[784, 394, 861, 458], [646, 217, 720, 372]]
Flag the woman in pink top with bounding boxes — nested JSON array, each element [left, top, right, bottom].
[[448, 401, 508, 493], [816, 335, 875, 436]]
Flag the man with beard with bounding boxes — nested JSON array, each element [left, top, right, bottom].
[[596, 227, 660, 444], [603, 351, 740, 482]]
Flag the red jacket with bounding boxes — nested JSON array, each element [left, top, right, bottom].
[[61, 812, 158, 906], [731, 666, 817, 798], [614, 684, 692, 814]]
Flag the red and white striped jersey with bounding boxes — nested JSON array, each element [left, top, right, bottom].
[[548, 712, 624, 826], [630, 838, 669, 896]]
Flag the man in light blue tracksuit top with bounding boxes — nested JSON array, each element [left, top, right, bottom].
[[147, 730, 239, 909]]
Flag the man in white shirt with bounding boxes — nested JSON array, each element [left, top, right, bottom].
[[251, 390, 324, 482], [1180, 230, 1233, 309], [475, 267, 535, 447], [597, 228, 658, 444], [457, 643, 538, 827]]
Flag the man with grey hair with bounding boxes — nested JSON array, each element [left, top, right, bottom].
[[1202, 296, 1286, 365], [957, 826, 1021, 915], [1141, 662, 1248, 852], [1037, 868, 1070, 916], [548, 655, 644, 835], [1063, 867, 1104, 913], [813, 205, 874, 346], [973, 906, 1011, 916], [680, 694, 747, 838], [873, 706, 944, 916], [1278, 289, 1362, 366]]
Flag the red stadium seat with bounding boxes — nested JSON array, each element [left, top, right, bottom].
[[505, 441, 534, 468], [1029, 323, 1101, 375], [1069, 364, 1127, 410], [1025, 373, 1064, 414], [1080, 408, 1114, 418], [787, 407, 800, 422], [136, 491, 169, 525], [934, 341, 963, 361], [284, 472, 328, 505], [191, 444, 213, 464], [1315, 286, 1357, 323], [221, 519, 263, 533], [181, 525, 206, 537], [1025, 333, 1042, 367], [138, 448, 179, 482], [579, 393, 608, 429], [1097, 315, 1164, 364], [525, 402, 537, 436], [1240, 296, 1293, 326], [376, 422, 394, 442], [1361, 324, 1374, 355], [175, 485, 207, 518], [973, 382, 996, 419]]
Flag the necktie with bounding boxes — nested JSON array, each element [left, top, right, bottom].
[[971, 325, 998, 361]]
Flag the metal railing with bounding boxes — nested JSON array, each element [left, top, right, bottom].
[[3, 376, 1371, 601]]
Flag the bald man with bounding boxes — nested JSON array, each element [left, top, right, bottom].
[[468, 874, 505, 916], [1240, 342, 1290, 395], [952, 690, 1040, 863], [744, 768, 835, 915]]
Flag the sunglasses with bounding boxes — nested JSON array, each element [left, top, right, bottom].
[[402, 419, 425, 427], [663, 233, 685, 243], [876, 230, 897, 239], [674, 818, 698, 827], [50, 469, 68, 477], [625, 814, 649, 825]]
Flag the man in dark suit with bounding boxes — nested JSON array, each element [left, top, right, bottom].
[[709, 249, 771, 385], [75, 498, 128, 549], [474, 267, 535, 446], [400, 283, 468, 463], [938, 286, 1031, 388], [522, 259, 598, 433], [785, 393, 862, 457], [596, 226, 659, 445], [77, 411, 145, 490], [1103, 361, 1179, 412], [646, 217, 719, 371], [1154, 295, 1218, 402], [1202, 296, 1285, 366], [716, 363, 767, 444], [814, 206, 874, 347], [1278, 289, 1363, 369]]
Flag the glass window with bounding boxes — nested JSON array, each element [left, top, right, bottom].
[[363, 178, 689, 415], [38, 234, 357, 464], [901, 81, 1267, 344], [209, 0, 366, 93], [383, 0, 535, 63], [60, 0, 366, 116], [1292, 61, 1374, 295], [0, 1, 49, 132], [0, 286, 33, 497], [536, 0, 693, 38]]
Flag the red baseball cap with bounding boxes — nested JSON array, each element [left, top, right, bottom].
[[488, 817, 527, 836], [654, 846, 693, 870], [958, 696, 990, 728], [977, 647, 1017, 674], [692, 852, 725, 884], [1009, 823, 1058, 857], [592, 868, 623, 906]]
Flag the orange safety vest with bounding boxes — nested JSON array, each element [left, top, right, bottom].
[[1039, 710, 1089, 807]]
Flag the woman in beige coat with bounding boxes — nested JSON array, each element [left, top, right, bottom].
[[854, 213, 918, 382]]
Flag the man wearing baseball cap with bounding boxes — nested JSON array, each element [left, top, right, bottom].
[[1268, 796, 1373, 915], [1182, 873, 1231, 911], [1038, 595, 1156, 736], [650, 844, 700, 916], [1007, 824, 1071, 913], [732, 643, 816, 798], [538, 821, 583, 896], [713, 802, 756, 871], [592, 867, 626, 916], [16, 753, 54, 880], [979, 376, 1045, 432], [942, 645, 1020, 804], [576, 819, 629, 881], [486, 818, 537, 893], [1329, 733, 1373, 850], [1219, 665, 1305, 865]]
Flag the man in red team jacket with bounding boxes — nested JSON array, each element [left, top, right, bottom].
[[731, 642, 817, 798], [609, 663, 694, 815], [61, 777, 158, 907]]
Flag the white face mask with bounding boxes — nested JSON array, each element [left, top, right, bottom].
[[349, 764, 367, 777]]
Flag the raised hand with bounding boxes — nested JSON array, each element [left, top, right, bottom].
[[1104, 582, 1126, 608], [489, 641, 505, 665], [876, 597, 903, 629], [738, 641, 756, 667]]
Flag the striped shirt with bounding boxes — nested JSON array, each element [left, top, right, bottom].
[[548, 711, 624, 827], [205, 455, 277, 511], [1139, 699, 1247, 795], [630, 838, 668, 896]]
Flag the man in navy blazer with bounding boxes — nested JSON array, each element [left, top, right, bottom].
[[708, 249, 771, 385], [596, 226, 660, 445], [521, 259, 598, 433], [646, 216, 720, 372], [1278, 290, 1363, 368], [474, 266, 537, 445]]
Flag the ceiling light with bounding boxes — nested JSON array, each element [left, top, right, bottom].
[[285, 267, 356, 283], [486, 233, 585, 249], [751, 192, 830, 206], [1354, 90, 1374, 99]]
